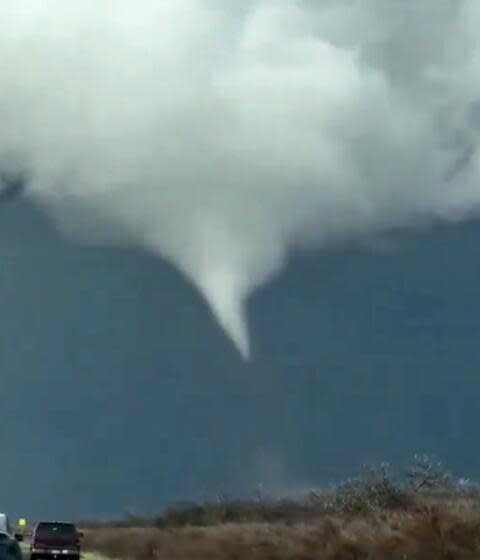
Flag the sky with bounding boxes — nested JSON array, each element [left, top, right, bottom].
[[1, 0, 480, 518], [1, 198, 480, 520]]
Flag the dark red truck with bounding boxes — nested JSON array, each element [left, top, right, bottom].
[[30, 522, 82, 560]]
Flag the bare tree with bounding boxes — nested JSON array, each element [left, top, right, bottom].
[[407, 454, 452, 492]]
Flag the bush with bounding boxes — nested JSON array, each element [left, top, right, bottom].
[[158, 496, 323, 527], [79, 455, 480, 532], [328, 462, 410, 514]]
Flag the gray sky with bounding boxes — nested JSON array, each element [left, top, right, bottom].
[[2, 198, 480, 519]]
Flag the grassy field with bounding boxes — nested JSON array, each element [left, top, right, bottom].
[[78, 457, 480, 559], [81, 498, 480, 560]]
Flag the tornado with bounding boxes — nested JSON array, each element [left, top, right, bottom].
[[1, 1, 480, 357]]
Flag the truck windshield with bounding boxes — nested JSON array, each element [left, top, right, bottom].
[[36, 524, 76, 536]]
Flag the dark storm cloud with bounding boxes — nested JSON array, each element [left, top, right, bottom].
[[0, 0, 480, 356], [0, 175, 24, 203]]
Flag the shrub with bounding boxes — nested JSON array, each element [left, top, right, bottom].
[[407, 454, 453, 492], [329, 462, 410, 514]]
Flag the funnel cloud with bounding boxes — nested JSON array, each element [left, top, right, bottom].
[[1, 1, 480, 356]]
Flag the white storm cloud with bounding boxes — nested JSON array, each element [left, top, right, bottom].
[[0, 0, 480, 357]]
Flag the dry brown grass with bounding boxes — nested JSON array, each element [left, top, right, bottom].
[[83, 498, 480, 560]]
